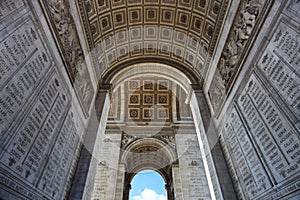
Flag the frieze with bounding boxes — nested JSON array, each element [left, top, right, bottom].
[[157, 135, 176, 149], [121, 134, 176, 150], [41, 0, 94, 116], [218, 0, 265, 87], [208, 70, 226, 112], [209, 0, 272, 114], [121, 134, 138, 149]]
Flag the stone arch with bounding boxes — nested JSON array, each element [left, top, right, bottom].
[[121, 137, 177, 172], [88, 62, 219, 200], [109, 62, 193, 94], [100, 58, 203, 87], [120, 138, 177, 200]]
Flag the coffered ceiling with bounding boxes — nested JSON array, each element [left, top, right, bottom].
[[76, 0, 229, 80], [107, 77, 192, 124]]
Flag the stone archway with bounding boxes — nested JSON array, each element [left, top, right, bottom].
[[121, 138, 177, 200], [71, 62, 231, 200]]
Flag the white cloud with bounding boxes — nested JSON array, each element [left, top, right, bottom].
[[132, 188, 167, 200]]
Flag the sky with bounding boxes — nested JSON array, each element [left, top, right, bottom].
[[129, 170, 167, 200]]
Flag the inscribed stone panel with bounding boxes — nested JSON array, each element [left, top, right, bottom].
[[257, 20, 300, 118], [0, 15, 52, 139], [223, 107, 272, 199]]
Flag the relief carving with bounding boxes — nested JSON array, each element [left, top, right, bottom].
[[209, 71, 226, 111], [48, 1, 81, 76], [121, 134, 176, 150], [99, 160, 108, 167], [157, 135, 176, 149], [219, 0, 262, 87], [43, 0, 94, 116], [121, 135, 138, 149], [209, 0, 268, 114], [189, 160, 199, 166]]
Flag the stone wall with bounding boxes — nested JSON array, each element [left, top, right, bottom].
[[91, 130, 122, 200], [207, 0, 300, 199], [175, 133, 212, 199], [0, 0, 91, 199]]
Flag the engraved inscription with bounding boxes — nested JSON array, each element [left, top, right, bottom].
[[271, 24, 300, 71], [0, 72, 70, 185], [223, 107, 272, 198], [238, 75, 300, 182], [257, 22, 300, 117], [0, 0, 24, 20], [224, 123, 257, 198], [38, 110, 79, 199], [92, 134, 120, 200], [176, 135, 211, 199], [0, 173, 43, 200], [0, 18, 52, 138]]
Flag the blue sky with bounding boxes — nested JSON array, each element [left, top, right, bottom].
[[129, 170, 167, 200]]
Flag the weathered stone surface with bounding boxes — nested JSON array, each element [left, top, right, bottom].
[[0, 1, 82, 199], [176, 133, 212, 200], [41, 0, 94, 116], [1, 0, 300, 199], [208, 0, 273, 114]]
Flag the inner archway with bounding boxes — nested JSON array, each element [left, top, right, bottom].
[[89, 63, 217, 200], [121, 138, 176, 200], [129, 170, 167, 200]]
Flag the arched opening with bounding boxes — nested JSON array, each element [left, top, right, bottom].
[[88, 62, 216, 200], [129, 170, 167, 200], [121, 138, 176, 200]]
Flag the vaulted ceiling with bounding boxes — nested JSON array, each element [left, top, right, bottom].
[[76, 0, 229, 81]]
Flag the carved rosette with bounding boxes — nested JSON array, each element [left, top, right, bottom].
[[42, 0, 94, 116], [209, 0, 271, 114]]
